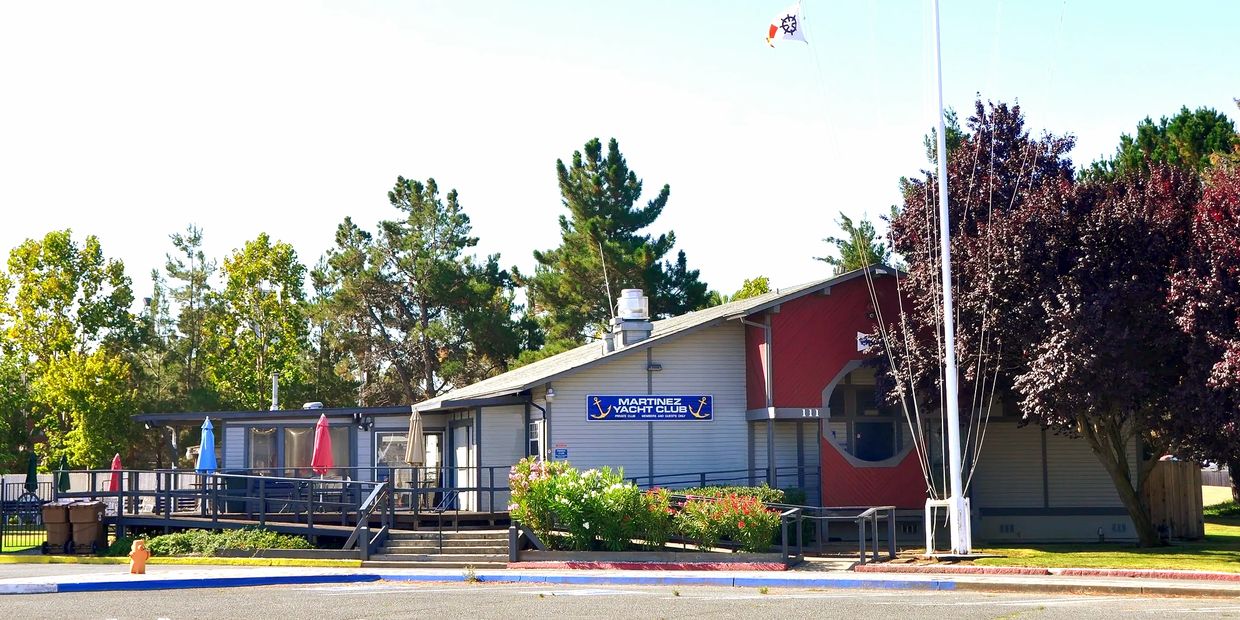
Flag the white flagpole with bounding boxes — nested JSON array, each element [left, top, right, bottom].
[[930, 0, 970, 555]]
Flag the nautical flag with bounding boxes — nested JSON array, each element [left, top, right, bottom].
[[766, 2, 807, 47]]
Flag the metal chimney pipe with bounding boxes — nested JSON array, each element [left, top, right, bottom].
[[270, 371, 280, 411]]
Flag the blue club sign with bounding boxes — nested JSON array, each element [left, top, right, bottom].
[[586, 395, 714, 422]]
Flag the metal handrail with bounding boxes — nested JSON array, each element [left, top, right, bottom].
[[627, 465, 821, 492], [344, 481, 391, 559], [796, 505, 898, 565]]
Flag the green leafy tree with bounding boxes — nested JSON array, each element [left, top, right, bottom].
[[319, 178, 526, 403], [815, 213, 890, 274], [164, 225, 218, 410], [923, 107, 966, 163], [37, 350, 138, 469], [129, 271, 180, 468], [0, 230, 139, 467], [706, 276, 771, 306], [1085, 105, 1237, 179], [203, 233, 309, 410], [521, 138, 709, 345], [0, 352, 32, 471], [303, 259, 362, 408], [732, 276, 771, 301]]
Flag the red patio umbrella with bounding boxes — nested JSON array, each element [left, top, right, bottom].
[[107, 453, 122, 492], [311, 414, 334, 476]]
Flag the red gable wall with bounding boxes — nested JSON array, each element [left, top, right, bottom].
[[743, 273, 926, 508], [746, 275, 900, 409]]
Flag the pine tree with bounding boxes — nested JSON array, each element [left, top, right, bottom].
[[522, 138, 708, 344], [814, 213, 890, 274]]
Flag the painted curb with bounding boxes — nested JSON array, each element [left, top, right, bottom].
[[0, 556, 362, 568], [0, 583, 58, 595], [5, 570, 1240, 598], [951, 580, 1240, 599], [507, 561, 788, 571], [55, 573, 380, 593], [854, 564, 1051, 576], [855, 564, 1240, 583], [382, 573, 958, 591]]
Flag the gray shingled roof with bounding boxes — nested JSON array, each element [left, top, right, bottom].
[[412, 266, 892, 412]]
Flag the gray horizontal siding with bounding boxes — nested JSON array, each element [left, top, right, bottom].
[[650, 322, 748, 479], [971, 423, 1044, 508]]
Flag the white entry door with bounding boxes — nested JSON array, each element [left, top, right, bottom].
[[453, 426, 476, 511]]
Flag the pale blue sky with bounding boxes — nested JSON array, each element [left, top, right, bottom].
[[1, 1, 1236, 300]]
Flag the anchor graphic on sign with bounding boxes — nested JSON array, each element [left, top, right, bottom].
[[589, 396, 613, 420], [688, 396, 711, 419]]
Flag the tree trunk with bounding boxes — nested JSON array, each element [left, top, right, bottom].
[[1227, 461, 1240, 503], [1077, 415, 1162, 546]]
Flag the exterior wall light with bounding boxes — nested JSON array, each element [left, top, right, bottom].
[[545, 386, 556, 403]]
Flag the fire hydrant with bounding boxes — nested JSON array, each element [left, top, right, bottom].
[[128, 539, 151, 574]]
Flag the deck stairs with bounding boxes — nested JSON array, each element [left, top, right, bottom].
[[361, 529, 509, 569]]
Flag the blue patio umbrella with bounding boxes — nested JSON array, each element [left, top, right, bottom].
[[196, 417, 217, 474]]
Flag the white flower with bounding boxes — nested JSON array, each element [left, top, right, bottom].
[[583, 522, 590, 530]]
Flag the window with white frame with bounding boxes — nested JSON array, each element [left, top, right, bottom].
[[528, 419, 544, 459]]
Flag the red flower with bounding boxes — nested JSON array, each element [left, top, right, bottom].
[[738, 520, 746, 529]]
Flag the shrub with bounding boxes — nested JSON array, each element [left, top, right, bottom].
[[674, 497, 722, 551], [103, 535, 139, 557], [717, 494, 782, 553], [680, 485, 785, 504], [634, 488, 675, 550], [144, 528, 311, 556], [508, 457, 574, 546], [676, 493, 783, 553], [508, 458, 785, 554]]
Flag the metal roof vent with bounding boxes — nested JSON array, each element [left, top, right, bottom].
[[302, 402, 324, 410], [616, 289, 649, 320]]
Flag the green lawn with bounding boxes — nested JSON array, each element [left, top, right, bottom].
[[974, 491, 1240, 573], [1203, 485, 1233, 507], [2, 532, 44, 553]]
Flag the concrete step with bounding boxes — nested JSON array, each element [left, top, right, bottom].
[[383, 538, 508, 548], [361, 560, 508, 569], [367, 553, 508, 563], [379, 545, 508, 555], [387, 531, 508, 541]]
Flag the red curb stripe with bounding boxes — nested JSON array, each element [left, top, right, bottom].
[[1053, 568, 1240, 582], [855, 564, 1240, 582], [853, 565, 1050, 576], [507, 561, 788, 571]]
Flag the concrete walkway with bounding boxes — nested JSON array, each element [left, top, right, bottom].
[[2, 562, 1239, 598]]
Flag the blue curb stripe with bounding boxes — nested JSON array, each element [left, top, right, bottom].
[[28, 572, 959, 595], [55, 573, 380, 593], [383, 573, 955, 590]]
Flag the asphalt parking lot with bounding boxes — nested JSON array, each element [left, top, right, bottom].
[[7, 581, 1240, 619]]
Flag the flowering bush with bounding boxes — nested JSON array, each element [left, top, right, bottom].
[[509, 457, 784, 553], [674, 493, 783, 553], [716, 493, 782, 553], [673, 495, 722, 551], [508, 457, 573, 545], [681, 485, 786, 504], [634, 488, 675, 550], [509, 457, 635, 550]]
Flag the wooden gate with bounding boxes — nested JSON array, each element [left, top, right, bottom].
[[1143, 461, 1204, 540]]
